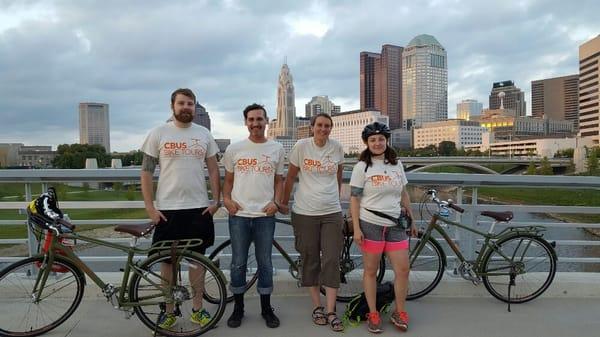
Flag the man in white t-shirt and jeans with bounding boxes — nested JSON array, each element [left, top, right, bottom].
[[140, 88, 221, 330], [222, 103, 285, 329]]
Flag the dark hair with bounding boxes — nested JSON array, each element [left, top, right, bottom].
[[243, 103, 267, 120], [170, 88, 196, 105], [310, 113, 333, 127], [359, 142, 398, 170]]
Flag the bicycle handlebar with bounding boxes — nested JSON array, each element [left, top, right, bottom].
[[426, 189, 464, 214], [56, 218, 75, 231]]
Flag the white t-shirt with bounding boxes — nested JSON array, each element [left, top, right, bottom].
[[141, 122, 218, 210], [289, 137, 345, 216], [222, 139, 285, 218], [349, 159, 408, 227]]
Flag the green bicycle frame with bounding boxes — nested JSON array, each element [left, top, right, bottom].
[[31, 229, 215, 309], [410, 212, 546, 276]]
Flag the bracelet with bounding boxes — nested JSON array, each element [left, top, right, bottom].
[[273, 201, 281, 211]]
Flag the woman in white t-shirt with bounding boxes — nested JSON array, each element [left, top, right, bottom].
[[349, 122, 417, 334], [280, 113, 345, 332]]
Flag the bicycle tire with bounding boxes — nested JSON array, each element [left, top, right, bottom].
[[406, 235, 446, 300], [481, 233, 557, 303], [129, 251, 227, 337], [0, 256, 85, 337], [207, 239, 258, 303], [324, 238, 385, 302]]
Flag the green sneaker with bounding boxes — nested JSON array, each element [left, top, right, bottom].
[[190, 308, 211, 326], [157, 313, 177, 329]]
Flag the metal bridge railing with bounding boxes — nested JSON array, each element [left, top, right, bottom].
[[1, 170, 599, 267]]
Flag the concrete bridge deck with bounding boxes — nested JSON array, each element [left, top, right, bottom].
[[36, 296, 599, 337]]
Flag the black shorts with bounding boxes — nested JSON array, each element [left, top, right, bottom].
[[151, 208, 215, 254]]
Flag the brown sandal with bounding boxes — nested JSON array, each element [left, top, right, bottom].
[[327, 312, 344, 332], [312, 306, 327, 325]]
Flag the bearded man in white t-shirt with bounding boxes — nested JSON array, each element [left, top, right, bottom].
[[222, 103, 285, 329], [140, 88, 221, 330]]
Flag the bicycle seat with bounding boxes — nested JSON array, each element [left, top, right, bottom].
[[480, 211, 513, 222], [114, 223, 155, 237]]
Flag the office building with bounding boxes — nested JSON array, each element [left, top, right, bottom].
[[474, 107, 574, 141], [305, 96, 340, 118], [489, 81, 526, 117], [402, 34, 448, 128], [79, 102, 110, 153], [457, 99, 483, 120], [268, 63, 296, 139], [329, 110, 389, 154], [531, 74, 579, 129], [193, 103, 211, 130], [413, 120, 485, 149], [578, 35, 600, 145], [359, 45, 404, 129]]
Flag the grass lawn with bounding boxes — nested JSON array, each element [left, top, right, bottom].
[[477, 187, 600, 223]]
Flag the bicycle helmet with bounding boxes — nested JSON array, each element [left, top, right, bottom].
[[361, 122, 391, 141]]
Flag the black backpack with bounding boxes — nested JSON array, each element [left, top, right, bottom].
[[343, 281, 395, 326]]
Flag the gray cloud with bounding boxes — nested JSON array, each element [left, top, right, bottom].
[[0, 0, 598, 151]]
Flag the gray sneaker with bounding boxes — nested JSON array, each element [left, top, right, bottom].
[[366, 312, 383, 333], [390, 311, 409, 331]]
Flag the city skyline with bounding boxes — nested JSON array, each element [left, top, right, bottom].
[[0, 1, 599, 151]]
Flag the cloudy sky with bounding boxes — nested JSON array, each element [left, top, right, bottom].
[[0, 0, 599, 152]]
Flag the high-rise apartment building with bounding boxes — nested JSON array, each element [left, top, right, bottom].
[[305, 96, 340, 118], [79, 102, 110, 153], [193, 102, 211, 130], [578, 35, 600, 145], [359, 45, 403, 129], [489, 81, 526, 117], [457, 99, 483, 120], [402, 34, 448, 128], [268, 63, 296, 139]]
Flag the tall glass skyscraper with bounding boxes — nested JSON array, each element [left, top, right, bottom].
[[402, 34, 448, 128]]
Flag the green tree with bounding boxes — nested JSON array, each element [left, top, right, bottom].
[[125, 184, 136, 201], [113, 150, 144, 166], [539, 156, 553, 175], [526, 162, 537, 175], [438, 141, 457, 156], [554, 148, 574, 158], [113, 182, 123, 191], [586, 150, 599, 175], [52, 144, 111, 169]]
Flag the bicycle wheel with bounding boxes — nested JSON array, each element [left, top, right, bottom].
[[324, 237, 385, 302], [0, 256, 85, 337], [207, 239, 258, 303], [406, 235, 446, 300], [129, 251, 227, 337], [482, 234, 557, 303]]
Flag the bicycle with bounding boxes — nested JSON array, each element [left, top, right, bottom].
[[0, 211, 228, 337], [208, 217, 384, 303], [406, 189, 557, 309]]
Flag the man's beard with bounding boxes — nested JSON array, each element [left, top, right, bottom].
[[174, 110, 194, 123]]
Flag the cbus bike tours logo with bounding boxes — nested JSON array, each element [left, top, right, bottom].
[[370, 170, 404, 187], [302, 155, 338, 175], [235, 154, 275, 175], [161, 138, 207, 158]]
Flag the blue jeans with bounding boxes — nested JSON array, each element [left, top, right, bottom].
[[228, 215, 275, 295]]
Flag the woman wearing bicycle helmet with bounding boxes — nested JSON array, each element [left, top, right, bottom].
[[349, 121, 417, 333], [280, 113, 345, 332]]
